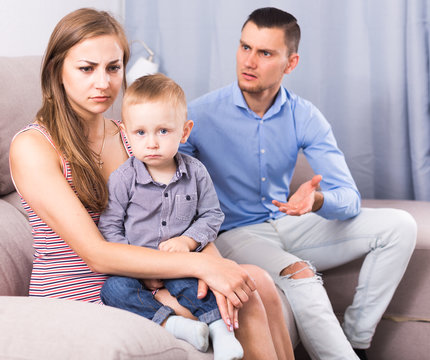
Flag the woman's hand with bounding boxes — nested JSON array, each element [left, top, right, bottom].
[[196, 242, 255, 327], [196, 241, 256, 309], [202, 256, 255, 306], [197, 279, 239, 331]]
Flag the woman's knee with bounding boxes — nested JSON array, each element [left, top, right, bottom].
[[241, 264, 275, 289], [242, 264, 285, 309]]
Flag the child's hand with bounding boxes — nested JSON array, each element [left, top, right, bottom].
[[159, 235, 199, 252], [141, 278, 164, 291]]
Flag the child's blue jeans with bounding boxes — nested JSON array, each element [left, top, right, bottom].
[[100, 276, 221, 325]]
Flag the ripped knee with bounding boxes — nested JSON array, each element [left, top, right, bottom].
[[280, 261, 315, 279]]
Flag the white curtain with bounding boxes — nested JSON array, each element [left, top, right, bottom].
[[125, 0, 430, 201]]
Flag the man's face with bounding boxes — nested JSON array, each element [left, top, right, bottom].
[[236, 22, 294, 95]]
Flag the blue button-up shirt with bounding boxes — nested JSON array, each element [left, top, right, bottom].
[[98, 153, 224, 251], [180, 82, 360, 231]]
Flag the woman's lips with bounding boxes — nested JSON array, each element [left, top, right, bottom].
[[90, 96, 111, 103]]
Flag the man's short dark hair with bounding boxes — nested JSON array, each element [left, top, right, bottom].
[[243, 7, 301, 55]]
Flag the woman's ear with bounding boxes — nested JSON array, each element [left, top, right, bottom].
[[181, 120, 194, 143]]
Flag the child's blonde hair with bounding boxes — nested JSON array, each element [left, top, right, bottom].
[[122, 74, 187, 123]]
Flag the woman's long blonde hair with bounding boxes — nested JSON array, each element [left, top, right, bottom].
[[37, 8, 130, 212]]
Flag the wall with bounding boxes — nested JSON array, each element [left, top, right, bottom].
[[0, 0, 124, 56]]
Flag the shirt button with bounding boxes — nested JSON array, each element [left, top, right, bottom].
[[186, 195, 191, 200], [164, 193, 168, 197], [261, 197, 266, 201], [261, 149, 265, 154], [261, 177, 266, 182], [162, 221, 167, 226]]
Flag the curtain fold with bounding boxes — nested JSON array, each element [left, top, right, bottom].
[[125, 0, 430, 201], [407, 0, 430, 200]]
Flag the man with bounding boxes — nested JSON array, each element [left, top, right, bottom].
[[180, 7, 416, 360]]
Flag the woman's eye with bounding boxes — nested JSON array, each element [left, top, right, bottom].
[[79, 66, 93, 72], [108, 65, 121, 73]]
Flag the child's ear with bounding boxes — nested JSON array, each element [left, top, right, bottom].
[[119, 121, 126, 132], [181, 120, 194, 143]]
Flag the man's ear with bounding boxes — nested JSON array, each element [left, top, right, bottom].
[[181, 120, 194, 143], [284, 53, 299, 74]]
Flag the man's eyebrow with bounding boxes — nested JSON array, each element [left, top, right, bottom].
[[239, 40, 277, 53]]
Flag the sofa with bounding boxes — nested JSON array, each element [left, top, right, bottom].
[[0, 56, 429, 359]]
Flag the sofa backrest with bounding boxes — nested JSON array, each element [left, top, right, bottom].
[[290, 152, 315, 195], [0, 56, 42, 196]]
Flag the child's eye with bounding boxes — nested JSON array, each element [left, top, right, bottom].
[[159, 129, 168, 135], [137, 130, 145, 136]]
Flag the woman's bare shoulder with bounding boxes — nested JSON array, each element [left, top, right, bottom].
[[10, 125, 61, 172]]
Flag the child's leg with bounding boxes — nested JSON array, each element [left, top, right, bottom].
[[100, 276, 173, 324], [209, 319, 244, 360], [164, 278, 221, 322], [101, 276, 210, 351], [164, 315, 209, 352], [164, 278, 243, 360]]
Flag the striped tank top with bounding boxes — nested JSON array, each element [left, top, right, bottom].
[[14, 122, 132, 303]]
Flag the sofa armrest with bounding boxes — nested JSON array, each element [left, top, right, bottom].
[[0, 198, 33, 296]]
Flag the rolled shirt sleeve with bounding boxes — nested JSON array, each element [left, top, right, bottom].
[[181, 160, 224, 251]]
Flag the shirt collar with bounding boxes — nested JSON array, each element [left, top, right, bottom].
[[175, 153, 189, 180], [232, 81, 287, 119], [134, 153, 189, 186]]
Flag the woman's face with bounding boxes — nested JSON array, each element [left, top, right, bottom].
[[62, 34, 124, 121]]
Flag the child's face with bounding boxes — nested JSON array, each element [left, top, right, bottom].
[[121, 101, 193, 169]]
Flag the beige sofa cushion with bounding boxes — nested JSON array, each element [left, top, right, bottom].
[[0, 296, 206, 360]]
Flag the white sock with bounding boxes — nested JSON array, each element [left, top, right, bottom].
[[164, 315, 209, 352], [209, 319, 244, 360]]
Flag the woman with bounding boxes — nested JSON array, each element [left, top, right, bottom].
[[9, 8, 293, 359]]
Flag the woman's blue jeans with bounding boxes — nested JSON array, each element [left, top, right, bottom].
[[100, 276, 221, 325]]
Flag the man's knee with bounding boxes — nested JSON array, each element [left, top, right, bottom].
[[378, 208, 417, 253], [280, 261, 315, 279]]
